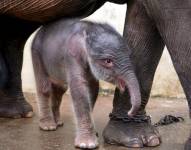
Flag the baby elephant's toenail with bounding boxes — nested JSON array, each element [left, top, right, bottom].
[[88, 143, 96, 149], [79, 143, 87, 148]]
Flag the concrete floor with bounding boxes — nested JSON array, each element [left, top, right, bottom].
[[0, 93, 190, 150]]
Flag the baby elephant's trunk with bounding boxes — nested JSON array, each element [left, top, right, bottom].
[[125, 72, 141, 116], [117, 65, 141, 116]]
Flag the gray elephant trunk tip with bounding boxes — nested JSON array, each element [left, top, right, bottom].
[[127, 86, 141, 117], [128, 102, 141, 117]]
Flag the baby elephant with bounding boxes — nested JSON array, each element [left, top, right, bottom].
[[32, 19, 141, 149]]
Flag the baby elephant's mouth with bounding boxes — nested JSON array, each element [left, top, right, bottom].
[[117, 78, 126, 93]]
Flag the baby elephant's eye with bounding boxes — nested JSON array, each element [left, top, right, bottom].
[[104, 59, 113, 68], [105, 59, 112, 64]]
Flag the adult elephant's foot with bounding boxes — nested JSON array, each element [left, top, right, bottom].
[[103, 113, 161, 148], [0, 94, 33, 118]]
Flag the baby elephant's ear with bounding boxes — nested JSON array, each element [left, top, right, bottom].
[[67, 32, 87, 58]]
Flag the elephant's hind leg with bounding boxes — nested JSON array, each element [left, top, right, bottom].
[[0, 38, 34, 118], [51, 84, 66, 127], [32, 47, 57, 131], [153, 5, 191, 149], [0, 17, 39, 118], [0, 50, 8, 88]]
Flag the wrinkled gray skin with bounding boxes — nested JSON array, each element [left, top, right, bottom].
[[103, 0, 191, 149], [31, 19, 141, 149]]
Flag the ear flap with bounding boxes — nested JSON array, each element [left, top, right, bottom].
[[67, 31, 87, 58]]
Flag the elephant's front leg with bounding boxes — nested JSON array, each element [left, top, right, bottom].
[[103, 1, 165, 148], [69, 75, 98, 149]]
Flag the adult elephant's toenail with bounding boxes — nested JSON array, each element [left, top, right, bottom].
[[126, 138, 143, 148], [147, 135, 160, 147]]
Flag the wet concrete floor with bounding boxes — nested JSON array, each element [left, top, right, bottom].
[[0, 93, 190, 150]]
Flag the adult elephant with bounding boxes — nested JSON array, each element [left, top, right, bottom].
[[103, 0, 191, 149]]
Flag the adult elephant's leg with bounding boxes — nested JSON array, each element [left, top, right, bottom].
[[149, 2, 191, 149], [0, 51, 8, 88], [103, 1, 165, 148], [0, 17, 38, 118], [0, 38, 32, 118], [159, 19, 191, 150]]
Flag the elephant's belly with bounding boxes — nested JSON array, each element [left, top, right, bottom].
[[0, 0, 95, 22]]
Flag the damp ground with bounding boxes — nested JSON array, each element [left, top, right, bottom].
[[0, 93, 190, 150]]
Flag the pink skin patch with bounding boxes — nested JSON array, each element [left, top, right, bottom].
[[117, 78, 136, 117], [117, 78, 126, 93]]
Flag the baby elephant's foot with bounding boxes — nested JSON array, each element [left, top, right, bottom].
[[39, 117, 57, 131], [56, 120, 64, 127], [55, 116, 64, 127], [75, 132, 98, 149]]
